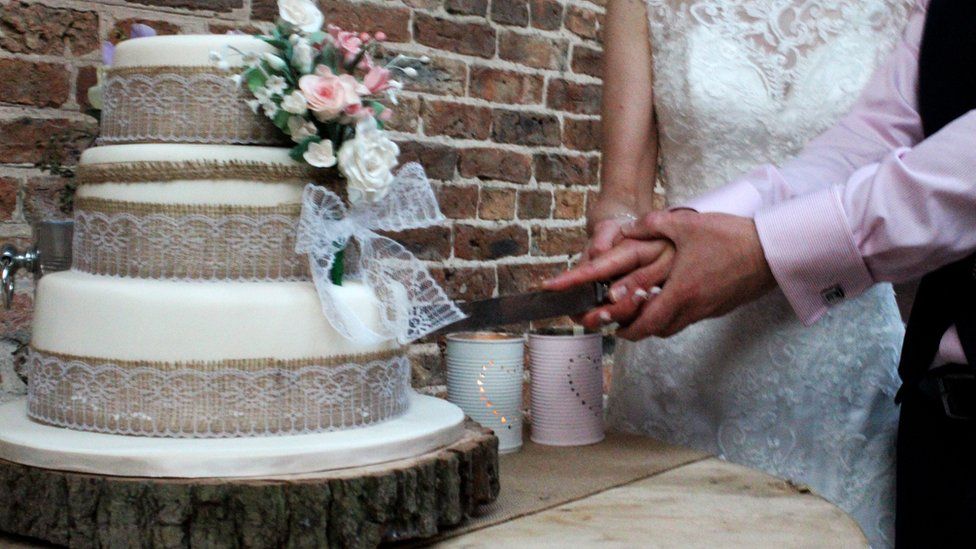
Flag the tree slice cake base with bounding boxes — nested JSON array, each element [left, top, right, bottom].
[[0, 419, 499, 548]]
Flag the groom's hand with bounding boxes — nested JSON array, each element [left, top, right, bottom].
[[614, 210, 777, 340]]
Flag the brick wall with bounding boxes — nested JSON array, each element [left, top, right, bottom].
[[0, 0, 606, 394]]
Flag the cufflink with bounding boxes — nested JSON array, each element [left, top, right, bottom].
[[820, 285, 846, 306]]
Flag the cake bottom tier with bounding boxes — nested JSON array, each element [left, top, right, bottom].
[[29, 271, 407, 438]]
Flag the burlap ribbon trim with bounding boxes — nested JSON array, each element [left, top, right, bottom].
[[72, 197, 309, 281], [77, 159, 325, 185], [27, 346, 411, 438], [99, 65, 288, 146]]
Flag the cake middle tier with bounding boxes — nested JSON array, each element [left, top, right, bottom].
[[29, 271, 407, 437], [73, 144, 331, 281]]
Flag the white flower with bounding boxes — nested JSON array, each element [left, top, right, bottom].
[[246, 99, 262, 114], [303, 140, 338, 168], [253, 86, 272, 103], [338, 119, 400, 204], [263, 101, 280, 118], [216, 60, 231, 72], [288, 116, 317, 142], [242, 51, 261, 67], [209, 50, 223, 62], [279, 0, 324, 33], [291, 38, 315, 74], [266, 75, 288, 95], [230, 74, 243, 87], [281, 90, 308, 115], [263, 52, 288, 71]]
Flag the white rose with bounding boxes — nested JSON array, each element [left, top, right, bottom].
[[281, 90, 308, 115], [338, 120, 400, 204], [287, 116, 317, 142], [263, 52, 288, 71], [278, 0, 324, 33], [303, 139, 337, 168], [291, 39, 315, 74], [266, 75, 288, 96]]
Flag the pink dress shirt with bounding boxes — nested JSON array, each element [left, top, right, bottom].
[[684, 0, 970, 367]]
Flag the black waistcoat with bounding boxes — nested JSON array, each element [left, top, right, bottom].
[[897, 0, 976, 390]]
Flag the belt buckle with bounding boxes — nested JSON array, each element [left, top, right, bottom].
[[937, 373, 976, 421]]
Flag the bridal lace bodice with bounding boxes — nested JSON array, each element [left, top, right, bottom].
[[608, 1, 913, 547]]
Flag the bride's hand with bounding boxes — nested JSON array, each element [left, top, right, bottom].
[[583, 197, 641, 262], [544, 237, 675, 330]]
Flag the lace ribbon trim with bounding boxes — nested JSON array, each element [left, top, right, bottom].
[[27, 347, 411, 438], [77, 160, 326, 186], [99, 65, 288, 146], [73, 197, 309, 281]]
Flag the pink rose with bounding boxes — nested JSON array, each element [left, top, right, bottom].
[[298, 68, 365, 122], [329, 27, 364, 63], [363, 66, 392, 94]]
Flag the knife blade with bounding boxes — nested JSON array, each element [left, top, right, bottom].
[[435, 282, 610, 335]]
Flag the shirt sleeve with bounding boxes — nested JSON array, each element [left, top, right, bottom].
[[685, 0, 929, 216]]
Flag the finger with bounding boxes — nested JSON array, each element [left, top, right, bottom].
[[616, 285, 681, 341], [588, 221, 623, 259], [578, 288, 649, 329], [543, 239, 666, 290], [620, 211, 679, 241], [608, 250, 673, 300]]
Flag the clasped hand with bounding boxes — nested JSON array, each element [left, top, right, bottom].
[[544, 210, 777, 340]]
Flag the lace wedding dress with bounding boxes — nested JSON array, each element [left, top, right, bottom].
[[608, 1, 914, 546]]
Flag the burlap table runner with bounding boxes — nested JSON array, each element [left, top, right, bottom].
[[406, 430, 710, 546]]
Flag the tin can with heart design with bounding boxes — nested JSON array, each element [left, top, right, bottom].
[[445, 332, 525, 454], [528, 329, 605, 446]]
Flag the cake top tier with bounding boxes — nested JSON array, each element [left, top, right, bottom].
[[112, 34, 276, 68]]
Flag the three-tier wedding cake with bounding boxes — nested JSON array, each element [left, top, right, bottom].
[[0, 32, 467, 477]]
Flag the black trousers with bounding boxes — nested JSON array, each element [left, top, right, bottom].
[[896, 389, 976, 548]]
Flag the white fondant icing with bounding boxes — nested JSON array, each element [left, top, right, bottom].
[[32, 271, 395, 361], [113, 35, 277, 68], [76, 180, 305, 206], [0, 395, 465, 478], [81, 144, 295, 166]]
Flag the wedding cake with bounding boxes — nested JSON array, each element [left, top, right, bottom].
[[0, 27, 467, 476]]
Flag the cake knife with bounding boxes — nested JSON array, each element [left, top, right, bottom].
[[435, 281, 611, 334]]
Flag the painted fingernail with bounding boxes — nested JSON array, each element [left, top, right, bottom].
[[650, 286, 663, 296], [632, 288, 649, 304], [609, 286, 627, 303], [598, 311, 613, 324]]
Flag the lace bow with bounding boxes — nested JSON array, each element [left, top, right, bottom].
[[296, 162, 466, 344]]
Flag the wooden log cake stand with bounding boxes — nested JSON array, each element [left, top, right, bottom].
[[0, 422, 499, 548]]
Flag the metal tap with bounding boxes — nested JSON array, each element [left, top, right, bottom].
[[1, 221, 73, 310]]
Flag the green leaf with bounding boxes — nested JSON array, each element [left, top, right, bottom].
[[369, 102, 387, 129], [260, 37, 289, 50], [330, 249, 345, 286], [273, 108, 291, 131], [307, 31, 328, 45], [245, 67, 268, 93], [318, 47, 339, 74]]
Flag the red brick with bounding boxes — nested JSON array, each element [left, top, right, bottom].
[[498, 30, 568, 70], [572, 45, 603, 78], [23, 175, 73, 222], [124, 0, 242, 10], [497, 262, 566, 294], [0, 177, 18, 221], [430, 266, 496, 301], [437, 184, 479, 219], [209, 23, 264, 35], [0, 2, 99, 56], [565, 5, 601, 40], [0, 118, 97, 165], [492, 0, 529, 26], [396, 141, 458, 180], [563, 117, 602, 151], [455, 225, 529, 260], [469, 66, 544, 105], [554, 190, 587, 219], [547, 79, 602, 115], [492, 110, 561, 147], [479, 188, 517, 221], [459, 148, 533, 184], [1, 290, 33, 340], [517, 190, 552, 220], [423, 100, 492, 140], [402, 0, 441, 9], [414, 13, 496, 58], [384, 95, 421, 134], [319, 2, 412, 42], [409, 348, 444, 387], [0, 59, 69, 108], [445, 0, 488, 16], [385, 226, 452, 261], [535, 153, 600, 186], [110, 18, 181, 43], [388, 52, 467, 97], [532, 226, 588, 256], [76, 66, 99, 112], [530, 0, 564, 31]]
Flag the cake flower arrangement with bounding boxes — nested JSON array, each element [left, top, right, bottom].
[[216, 0, 465, 344]]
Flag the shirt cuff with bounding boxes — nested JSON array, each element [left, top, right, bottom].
[[678, 179, 764, 217], [754, 188, 875, 326]]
